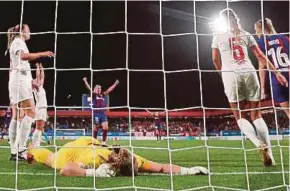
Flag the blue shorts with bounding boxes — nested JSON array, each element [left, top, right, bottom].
[[94, 113, 108, 125], [4, 119, 11, 129], [156, 124, 161, 130], [272, 74, 289, 103]]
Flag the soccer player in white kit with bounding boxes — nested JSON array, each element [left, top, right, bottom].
[[6, 24, 54, 161], [211, 9, 288, 166], [32, 63, 48, 147]]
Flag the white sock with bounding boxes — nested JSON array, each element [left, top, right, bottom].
[[253, 118, 274, 159], [237, 118, 261, 148], [180, 167, 189, 175], [32, 129, 42, 147], [8, 119, 19, 155], [18, 115, 34, 152]]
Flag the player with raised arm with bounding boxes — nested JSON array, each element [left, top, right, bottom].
[[1, 107, 12, 142], [255, 18, 289, 117], [4, 107, 12, 129], [211, 9, 288, 166], [83, 77, 119, 146], [31, 63, 49, 146], [26, 137, 208, 177], [145, 110, 165, 142], [6, 24, 54, 161], [3, 107, 12, 142]]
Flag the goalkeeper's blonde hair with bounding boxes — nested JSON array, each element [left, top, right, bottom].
[[108, 147, 138, 176]]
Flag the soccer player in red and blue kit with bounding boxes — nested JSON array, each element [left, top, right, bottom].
[[146, 110, 165, 142], [2, 108, 12, 141], [4, 107, 12, 130], [255, 18, 289, 118], [83, 77, 119, 146]]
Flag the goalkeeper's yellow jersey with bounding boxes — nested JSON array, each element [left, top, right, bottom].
[[50, 137, 111, 169], [30, 137, 151, 171]]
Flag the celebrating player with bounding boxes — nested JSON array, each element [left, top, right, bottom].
[[31, 63, 49, 146], [27, 137, 208, 177], [211, 9, 288, 166], [83, 77, 119, 145], [2, 107, 12, 142], [255, 18, 289, 117], [6, 24, 54, 161], [146, 110, 165, 142], [4, 107, 12, 134]]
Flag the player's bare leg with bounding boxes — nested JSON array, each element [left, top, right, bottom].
[[32, 120, 45, 147], [101, 121, 109, 146], [158, 133, 160, 142], [249, 101, 274, 166], [279, 101, 290, 118], [140, 161, 208, 175], [93, 125, 99, 139], [0, 127, 4, 142], [156, 131, 159, 142]]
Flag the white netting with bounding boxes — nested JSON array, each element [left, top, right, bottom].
[[1, 0, 289, 191]]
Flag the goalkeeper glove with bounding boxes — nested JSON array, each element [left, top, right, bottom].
[[181, 166, 209, 175]]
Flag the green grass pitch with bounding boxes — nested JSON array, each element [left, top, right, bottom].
[[0, 139, 288, 191]]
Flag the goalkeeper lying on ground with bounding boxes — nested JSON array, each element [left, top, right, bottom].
[[27, 137, 208, 177]]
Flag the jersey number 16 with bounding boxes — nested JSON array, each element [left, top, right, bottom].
[[268, 47, 289, 68]]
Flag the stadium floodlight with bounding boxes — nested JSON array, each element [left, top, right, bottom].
[[209, 17, 228, 33]]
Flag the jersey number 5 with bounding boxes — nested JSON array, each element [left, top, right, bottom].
[[229, 38, 245, 61]]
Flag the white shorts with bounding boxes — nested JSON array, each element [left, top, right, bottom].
[[35, 107, 48, 121], [222, 70, 261, 103], [9, 80, 33, 105]]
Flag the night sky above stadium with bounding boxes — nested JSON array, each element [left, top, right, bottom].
[[0, 1, 289, 110]]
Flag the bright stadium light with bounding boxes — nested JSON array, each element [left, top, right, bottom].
[[209, 17, 227, 33]]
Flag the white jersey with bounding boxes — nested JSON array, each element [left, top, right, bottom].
[[9, 38, 32, 82], [211, 30, 257, 71], [34, 86, 47, 108]]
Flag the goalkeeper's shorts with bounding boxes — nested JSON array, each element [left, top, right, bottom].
[[29, 147, 71, 169]]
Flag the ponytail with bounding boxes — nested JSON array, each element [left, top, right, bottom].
[[264, 18, 277, 34], [5, 24, 27, 56], [255, 18, 277, 35]]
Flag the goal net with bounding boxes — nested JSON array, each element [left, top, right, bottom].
[[0, 0, 289, 191]]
